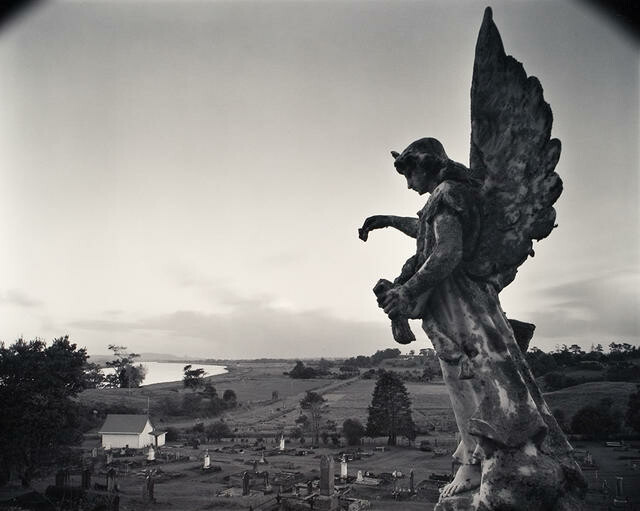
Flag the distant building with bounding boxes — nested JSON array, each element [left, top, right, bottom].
[[99, 414, 166, 449]]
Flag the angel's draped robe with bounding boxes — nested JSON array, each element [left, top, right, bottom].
[[401, 179, 573, 463]]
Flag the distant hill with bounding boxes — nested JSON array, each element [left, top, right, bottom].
[[89, 352, 186, 364], [544, 381, 638, 420]]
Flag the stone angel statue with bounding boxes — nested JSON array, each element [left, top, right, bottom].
[[359, 8, 585, 510]]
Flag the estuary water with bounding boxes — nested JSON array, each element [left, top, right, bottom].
[[101, 361, 227, 386]]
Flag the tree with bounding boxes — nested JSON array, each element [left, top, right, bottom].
[[570, 398, 621, 439], [370, 348, 401, 365], [289, 361, 318, 379], [222, 389, 238, 408], [82, 360, 106, 388], [342, 418, 366, 446], [206, 421, 232, 442], [104, 345, 146, 388], [366, 370, 415, 446], [300, 391, 327, 446], [626, 385, 640, 433], [183, 364, 206, 391], [0, 337, 90, 486], [182, 393, 203, 415]]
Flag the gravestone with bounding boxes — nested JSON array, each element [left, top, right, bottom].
[[356, 470, 363, 483], [242, 471, 250, 496], [106, 453, 113, 465], [147, 446, 155, 462], [81, 469, 92, 490], [340, 458, 347, 480], [106, 468, 117, 492], [263, 471, 271, 492], [409, 469, 415, 494], [307, 480, 313, 495], [279, 435, 285, 451], [91, 448, 97, 458], [319, 456, 334, 496], [203, 450, 210, 469], [318, 456, 338, 510], [142, 471, 155, 503]]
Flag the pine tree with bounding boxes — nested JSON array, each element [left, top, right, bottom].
[[366, 370, 415, 445]]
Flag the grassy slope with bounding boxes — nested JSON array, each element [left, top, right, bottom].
[[543, 381, 637, 419]]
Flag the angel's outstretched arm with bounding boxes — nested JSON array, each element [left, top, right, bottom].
[[358, 215, 418, 241]]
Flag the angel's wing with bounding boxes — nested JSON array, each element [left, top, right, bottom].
[[465, 7, 563, 290]]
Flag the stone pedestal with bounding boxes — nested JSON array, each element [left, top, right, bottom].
[[316, 495, 339, 511], [434, 491, 474, 511]]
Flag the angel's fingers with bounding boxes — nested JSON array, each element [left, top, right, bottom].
[[381, 294, 396, 307], [383, 302, 398, 315]]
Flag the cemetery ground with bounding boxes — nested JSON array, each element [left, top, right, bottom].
[[5, 361, 640, 510]]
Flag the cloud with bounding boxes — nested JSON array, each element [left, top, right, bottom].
[[0, 289, 43, 308], [69, 294, 398, 358], [524, 267, 639, 346]]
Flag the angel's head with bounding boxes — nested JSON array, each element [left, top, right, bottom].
[[391, 138, 449, 195]]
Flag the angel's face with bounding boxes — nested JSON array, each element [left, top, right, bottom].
[[404, 167, 432, 195]]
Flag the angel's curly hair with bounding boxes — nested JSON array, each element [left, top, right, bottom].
[[393, 137, 478, 186], [393, 137, 449, 176]]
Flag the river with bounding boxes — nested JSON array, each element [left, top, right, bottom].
[[100, 361, 227, 386]]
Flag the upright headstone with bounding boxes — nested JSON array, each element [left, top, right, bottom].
[[142, 471, 155, 503], [307, 480, 313, 495], [409, 469, 415, 493], [242, 471, 250, 496], [91, 448, 97, 458], [319, 455, 334, 497], [356, 470, 363, 483], [615, 477, 624, 498], [81, 469, 92, 490], [203, 450, 210, 469], [279, 435, 285, 451], [259, 451, 267, 464], [147, 446, 155, 462], [263, 471, 271, 491], [106, 452, 113, 465], [106, 468, 117, 492], [340, 458, 347, 480]]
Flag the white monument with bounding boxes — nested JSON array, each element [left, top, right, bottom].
[[147, 446, 155, 461], [340, 458, 348, 480], [203, 449, 210, 469], [279, 435, 285, 451]]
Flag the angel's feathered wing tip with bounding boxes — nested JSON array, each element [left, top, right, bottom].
[[476, 6, 505, 59], [483, 6, 493, 23]]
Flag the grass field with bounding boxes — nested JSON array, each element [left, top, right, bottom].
[[544, 381, 637, 419]]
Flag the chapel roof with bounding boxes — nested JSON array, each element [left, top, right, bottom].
[[99, 414, 151, 434]]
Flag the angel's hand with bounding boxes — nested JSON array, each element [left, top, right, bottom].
[[381, 285, 412, 320], [358, 215, 391, 241]]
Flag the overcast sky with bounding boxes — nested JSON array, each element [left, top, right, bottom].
[[0, 0, 637, 359]]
